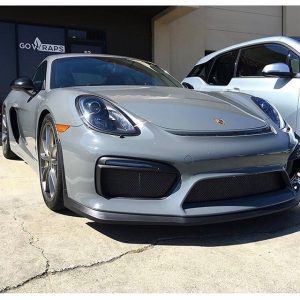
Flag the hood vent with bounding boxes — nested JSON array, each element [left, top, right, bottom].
[[166, 125, 272, 137]]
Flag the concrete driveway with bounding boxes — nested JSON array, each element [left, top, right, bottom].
[[1, 151, 300, 293]]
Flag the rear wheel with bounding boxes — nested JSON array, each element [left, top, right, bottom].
[[38, 114, 64, 211], [2, 106, 19, 160]]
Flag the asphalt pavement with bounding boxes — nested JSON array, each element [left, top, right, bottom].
[[1, 151, 300, 292]]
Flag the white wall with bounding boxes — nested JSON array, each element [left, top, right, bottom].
[[153, 6, 283, 81]]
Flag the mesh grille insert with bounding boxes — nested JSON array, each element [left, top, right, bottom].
[[184, 172, 287, 204], [100, 168, 178, 198]]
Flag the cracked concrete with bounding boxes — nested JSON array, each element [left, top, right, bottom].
[[1, 152, 300, 292]]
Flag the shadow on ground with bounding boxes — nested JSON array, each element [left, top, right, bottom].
[[86, 206, 300, 247], [59, 209, 83, 218]]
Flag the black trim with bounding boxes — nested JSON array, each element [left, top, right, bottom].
[[26, 91, 39, 103], [207, 49, 239, 86], [98, 157, 178, 172], [206, 57, 216, 82], [9, 107, 20, 143], [64, 196, 299, 226], [287, 50, 300, 74], [287, 135, 300, 178], [183, 170, 290, 202], [166, 125, 272, 137], [59, 137, 71, 208], [234, 48, 241, 77], [182, 82, 194, 89], [95, 157, 180, 199]]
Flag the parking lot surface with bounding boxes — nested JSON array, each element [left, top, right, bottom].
[[1, 151, 300, 292]]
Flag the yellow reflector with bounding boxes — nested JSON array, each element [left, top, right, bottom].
[[55, 124, 70, 133]]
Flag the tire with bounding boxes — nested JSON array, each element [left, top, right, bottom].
[[2, 106, 19, 160], [38, 114, 64, 211]]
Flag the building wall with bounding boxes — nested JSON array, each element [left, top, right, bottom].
[[283, 6, 300, 36], [0, 6, 166, 101], [154, 6, 283, 81], [0, 6, 165, 61]]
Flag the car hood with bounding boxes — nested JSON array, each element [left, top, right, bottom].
[[71, 86, 270, 133]]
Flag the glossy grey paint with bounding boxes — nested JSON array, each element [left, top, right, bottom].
[[3, 54, 299, 222], [76, 86, 269, 133]]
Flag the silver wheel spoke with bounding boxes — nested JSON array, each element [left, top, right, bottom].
[[51, 144, 57, 158], [51, 145, 58, 166], [40, 153, 50, 162], [41, 166, 50, 192], [45, 125, 52, 155], [41, 166, 50, 182], [48, 169, 56, 198]]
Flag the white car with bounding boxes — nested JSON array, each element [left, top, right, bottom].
[[182, 36, 300, 135]]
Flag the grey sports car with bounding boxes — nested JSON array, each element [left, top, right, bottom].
[[2, 54, 300, 225]]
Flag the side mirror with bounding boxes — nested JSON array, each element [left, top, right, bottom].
[[10, 77, 35, 92], [262, 63, 293, 78]]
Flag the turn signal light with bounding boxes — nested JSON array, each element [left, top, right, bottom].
[[55, 124, 70, 133]]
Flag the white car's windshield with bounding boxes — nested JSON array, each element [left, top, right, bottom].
[[290, 37, 300, 43], [50, 56, 182, 89]]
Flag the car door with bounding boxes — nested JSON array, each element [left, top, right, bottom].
[[229, 43, 300, 134], [17, 61, 47, 159], [182, 50, 239, 92]]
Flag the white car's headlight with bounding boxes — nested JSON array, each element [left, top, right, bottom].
[[75, 95, 140, 135], [251, 96, 285, 129]]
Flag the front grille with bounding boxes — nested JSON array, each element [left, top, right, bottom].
[[184, 171, 287, 204], [96, 158, 179, 199]]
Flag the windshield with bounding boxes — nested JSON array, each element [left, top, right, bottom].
[[290, 37, 300, 43], [50, 56, 182, 89]]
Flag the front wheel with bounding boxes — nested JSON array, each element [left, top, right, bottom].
[[38, 114, 64, 211]]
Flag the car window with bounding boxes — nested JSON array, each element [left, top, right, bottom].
[[288, 51, 300, 74], [50, 57, 182, 89], [186, 60, 214, 82], [32, 61, 47, 90], [237, 44, 289, 77], [207, 50, 239, 86]]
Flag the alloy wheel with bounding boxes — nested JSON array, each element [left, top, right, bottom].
[[39, 123, 58, 200]]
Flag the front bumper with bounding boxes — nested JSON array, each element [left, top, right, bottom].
[[65, 193, 299, 225], [60, 124, 299, 224]]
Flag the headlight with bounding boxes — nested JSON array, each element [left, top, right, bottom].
[[251, 96, 285, 129], [75, 95, 140, 135]]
